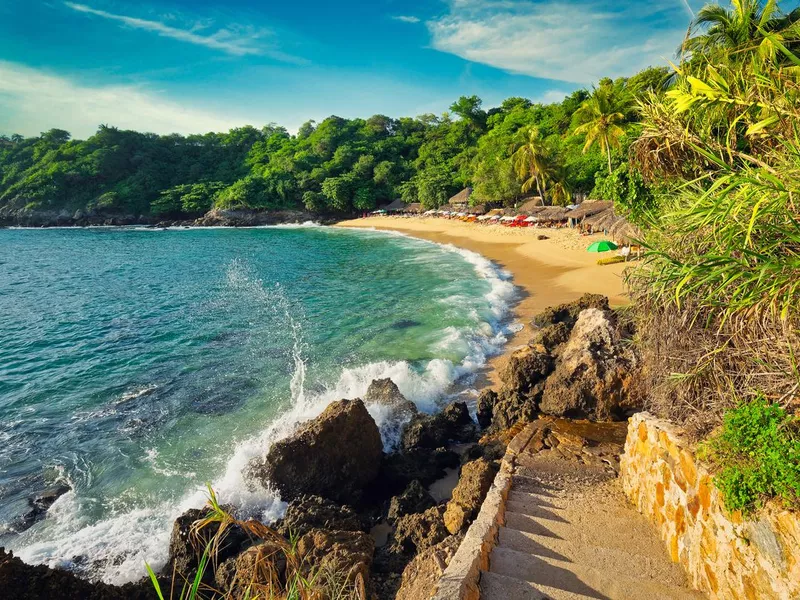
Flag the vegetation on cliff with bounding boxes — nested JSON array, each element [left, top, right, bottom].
[[628, 0, 800, 512], [0, 73, 662, 221]]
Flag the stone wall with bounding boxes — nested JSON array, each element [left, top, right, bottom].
[[620, 412, 800, 600]]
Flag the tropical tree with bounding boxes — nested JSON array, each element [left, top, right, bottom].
[[510, 126, 551, 202], [573, 85, 632, 174], [682, 0, 800, 58]]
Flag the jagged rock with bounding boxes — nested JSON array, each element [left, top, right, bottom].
[[388, 480, 435, 523], [276, 495, 362, 538], [540, 308, 638, 420], [248, 399, 383, 504], [12, 483, 72, 533], [378, 447, 460, 494], [166, 507, 248, 580], [532, 293, 609, 329], [476, 389, 498, 428], [486, 346, 555, 431], [297, 529, 374, 590], [364, 378, 418, 449], [0, 548, 157, 600], [394, 535, 462, 600], [400, 402, 475, 451], [390, 506, 449, 555], [443, 458, 497, 534], [215, 541, 286, 600], [194, 209, 319, 227], [529, 322, 571, 353]]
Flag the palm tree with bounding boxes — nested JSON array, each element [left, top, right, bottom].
[[573, 85, 631, 175], [511, 126, 550, 203], [683, 0, 800, 57]]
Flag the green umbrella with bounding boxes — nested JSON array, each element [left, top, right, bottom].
[[587, 240, 618, 252]]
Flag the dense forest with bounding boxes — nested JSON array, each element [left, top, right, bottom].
[[0, 67, 668, 222]]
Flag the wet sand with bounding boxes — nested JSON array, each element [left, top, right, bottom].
[[336, 216, 631, 386]]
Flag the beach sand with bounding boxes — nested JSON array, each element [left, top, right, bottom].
[[336, 216, 631, 386]]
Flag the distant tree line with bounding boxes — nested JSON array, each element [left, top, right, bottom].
[[0, 66, 670, 219]]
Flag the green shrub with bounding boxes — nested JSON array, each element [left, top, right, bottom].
[[700, 398, 800, 514]]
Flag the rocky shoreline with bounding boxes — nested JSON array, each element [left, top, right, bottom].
[[0, 294, 640, 599], [0, 207, 337, 228]]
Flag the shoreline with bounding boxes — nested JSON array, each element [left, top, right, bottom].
[[336, 216, 630, 386]]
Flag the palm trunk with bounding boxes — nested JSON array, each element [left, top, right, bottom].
[[605, 136, 613, 175]]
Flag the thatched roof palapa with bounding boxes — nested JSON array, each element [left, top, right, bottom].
[[385, 199, 407, 211], [567, 200, 613, 220], [448, 187, 472, 206], [467, 204, 487, 215], [405, 202, 423, 213], [608, 217, 642, 244], [534, 206, 569, 222], [515, 197, 545, 213]]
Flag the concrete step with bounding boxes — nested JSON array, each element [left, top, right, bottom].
[[508, 489, 568, 511], [480, 571, 600, 600], [498, 528, 687, 585], [503, 509, 664, 552], [489, 547, 704, 600]]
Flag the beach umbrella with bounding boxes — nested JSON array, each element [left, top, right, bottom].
[[587, 240, 618, 252]]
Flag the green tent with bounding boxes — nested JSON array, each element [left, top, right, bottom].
[[587, 240, 618, 252]]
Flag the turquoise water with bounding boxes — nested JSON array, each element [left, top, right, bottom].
[[0, 225, 516, 583]]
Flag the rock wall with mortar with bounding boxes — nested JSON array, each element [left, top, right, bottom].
[[620, 412, 800, 600]]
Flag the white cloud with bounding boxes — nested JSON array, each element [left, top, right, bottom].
[[64, 2, 300, 61], [427, 0, 688, 84], [392, 15, 421, 24], [0, 61, 251, 138]]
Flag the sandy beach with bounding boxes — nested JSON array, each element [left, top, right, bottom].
[[336, 216, 631, 385]]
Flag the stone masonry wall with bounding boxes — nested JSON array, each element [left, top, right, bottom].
[[620, 412, 800, 600]]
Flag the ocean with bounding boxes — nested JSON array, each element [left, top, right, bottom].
[[0, 224, 517, 584]]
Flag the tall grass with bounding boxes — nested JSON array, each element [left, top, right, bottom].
[[629, 32, 800, 433]]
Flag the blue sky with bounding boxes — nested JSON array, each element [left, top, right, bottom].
[[0, 0, 708, 138]]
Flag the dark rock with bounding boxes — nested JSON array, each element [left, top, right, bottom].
[[194, 209, 322, 227], [476, 389, 498, 429], [378, 448, 460, 495], [387, 480, 435, 523], [276, 495, 362, 538], [400, 402, 475, 451], [297, 529, 374, 591], [214, 541, 286, 600], [364, 378, 419, 448], [532, 293, 609, 329], [465, 439, 506, 462], [537, 234, 549, 240], [443, 458, 497, 534], [390, 506, 449, 555], [487, 346, 555, 431], [13, 484, 72, 532], [0, 548, 157, 600], [248, 399, 383, 504], [540, 308, 639, 420], [529, 322, 571, 353], [165, 507, 248, 580]]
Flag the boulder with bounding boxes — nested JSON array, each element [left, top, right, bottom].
[[13, 483, 71, 533], [248, 399, 383, 504], [363, 378, 418, 449], [0, 548, 156, 600], [378, 448, 460, 495], [529, 322, 571, 353], [387, 480, 436, 523], [443, 458, 497, 534], [394, 536, 461, 600], [476, 389, 498, 429], [166, 508, 247, 580], [400, 402, 475, 451], [215, 541, 286, 600], [297, 529, 374, 590], [532, 293, 609, 329], [276, 495, 362, 538], [390, 506, 449, 555], [487, 346, 554, 431], [540, 308, 638, 420]]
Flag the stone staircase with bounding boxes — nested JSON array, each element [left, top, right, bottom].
[[479, 422, 706, 600]]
